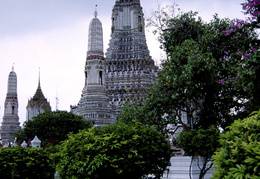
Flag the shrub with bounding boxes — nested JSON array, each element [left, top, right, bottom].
[[0, 147, 55, 179], [212, 111, 260, 178], [56, 122, 171, 179]]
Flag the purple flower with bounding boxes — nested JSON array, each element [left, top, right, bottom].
[[240, 2, 247, 6], [244, 53, 252, 57], [241, 3, 247, 10], [219, 58, 223, 61], [241, 1, 260, 15], [236, 19, 245, 25], [238, 52, 243, 56], [224, 51, 229, 55], [252, 47, 257, 52], [236, 76, 241, 79], [251, 11, 260, 16], [233, 36, 239, 39], [245, 16, 256, 23], [231, 22, 240, 29], [222, 29, 233, 36], [248, 2, 259, 7], [218, 79, 225, 84]]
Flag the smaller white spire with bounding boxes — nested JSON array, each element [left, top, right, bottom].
[[88, 4, 103, 54]]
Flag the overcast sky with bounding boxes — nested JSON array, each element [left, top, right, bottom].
[[0, 0, 246, 125]]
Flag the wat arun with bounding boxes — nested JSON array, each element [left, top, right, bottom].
[[72, 0, 158, 124]]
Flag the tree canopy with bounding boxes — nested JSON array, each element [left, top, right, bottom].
[[55, 122, 171, 179], [152, 10, 258, 129], [15, 110, 92, 147]]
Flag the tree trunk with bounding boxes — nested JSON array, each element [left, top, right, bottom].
[[197, 156, 213, 179], [189, 156, 193, 179]]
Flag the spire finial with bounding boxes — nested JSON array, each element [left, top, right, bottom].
[[94, 5, 98, 18], [38, 67, 41, 89], [12, 63, 15, 71]]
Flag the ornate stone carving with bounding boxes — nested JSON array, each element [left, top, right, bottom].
[[106, 0, 158, 115]]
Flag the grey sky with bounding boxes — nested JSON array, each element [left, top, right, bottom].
[[0, 0, 246, 125]]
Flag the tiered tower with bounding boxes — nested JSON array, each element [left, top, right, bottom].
[[71, 8, 115, 127], [0, 67, 21, 145], [26, 73, 51, 121], [106, 0, 158, 114]]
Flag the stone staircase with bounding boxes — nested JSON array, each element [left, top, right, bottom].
[[162, 156, 215, 179]]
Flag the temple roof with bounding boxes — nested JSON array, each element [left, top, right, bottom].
[[32, 80, 45, 100], [27, 76, 51, 110]]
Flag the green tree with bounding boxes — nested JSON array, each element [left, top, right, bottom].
[[120, 11, 258, 134], [0, 147, 55, 179], [212, 111, 260, 179], [55, 122, 171, 179], [177, 126, 220, 179], [150, 10, 258, 129], [122, 4, 258, 135], [15, 110, 92, 147]]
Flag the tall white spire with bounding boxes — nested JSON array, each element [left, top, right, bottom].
[[71, 7, 115, 127], [85, 7, 105, 87], [87, 5, 103, 56]]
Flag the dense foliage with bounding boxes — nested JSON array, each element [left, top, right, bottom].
[[14, 110, 92, 147], [0, 147, 55, 179], [212, 111, 260, 178], [55, 122, 171, 179]]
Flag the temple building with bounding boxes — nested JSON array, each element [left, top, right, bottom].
[[71, 8, 115, 126], [26, 73, 51, 121], [105, 0, 158, 115], [0, 67, 21, 145], [71, 0, 158, 122]]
